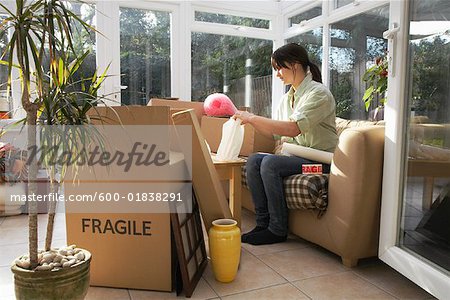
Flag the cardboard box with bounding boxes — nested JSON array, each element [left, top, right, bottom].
[[65, 213, 172, 290], [148, 98, 204, 124], [65, 106, 174, 291], [201, 116, 275, 157]]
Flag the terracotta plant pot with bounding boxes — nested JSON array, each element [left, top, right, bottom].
[[208, 219, 241, 283], [11, 249, 91, 300]]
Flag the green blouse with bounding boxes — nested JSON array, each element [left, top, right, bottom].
[[274, 74, 338, 153]]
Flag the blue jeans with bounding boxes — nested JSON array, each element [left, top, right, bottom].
[[246, 153, 330, 236]]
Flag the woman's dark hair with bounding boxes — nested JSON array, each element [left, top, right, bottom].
[[271, 43, 322, 83]]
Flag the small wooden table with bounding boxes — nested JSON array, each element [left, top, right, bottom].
[[211, 155, 246, 227], [408, 159, 450, 209]]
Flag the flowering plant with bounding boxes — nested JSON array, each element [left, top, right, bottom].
[[362, 55, 388, 111]]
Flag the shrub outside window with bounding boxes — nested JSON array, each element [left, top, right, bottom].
[[120, 7, 171, 105], [191, 33, 273, 118]]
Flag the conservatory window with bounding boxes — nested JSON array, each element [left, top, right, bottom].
[[0, 3, 96, 116], [288, 3, 322, 28], [335, 0, 354, 9], [195, 11, 270, 29], [287, 27, 323, 71], [38, 2, 96, 81], [66, 2, 96, 93], [329, 4, 389, 120], [119, 7, 171, 106], [191, 33, 273, 118]]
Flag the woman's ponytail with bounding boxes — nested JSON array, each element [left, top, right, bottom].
[[308, 62, 322, 84], [272, 43, 323, 84]]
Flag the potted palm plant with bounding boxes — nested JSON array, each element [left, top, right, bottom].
[[0, 1, 109, 298]]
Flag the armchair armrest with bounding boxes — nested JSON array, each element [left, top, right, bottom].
[[326, 126, 385, 257]]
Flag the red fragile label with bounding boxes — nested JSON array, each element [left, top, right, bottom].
[[302, 164, 323, 174]]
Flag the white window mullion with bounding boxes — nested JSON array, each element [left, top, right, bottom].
[[170, 6, 180, 98], [379, 0, 414, 270], [322, 0, 331, 87], [322, 22, 331, 87], [10, 24, 25, 119], [179, 1, 192, 100], [271, 13, 284, 116], [96, 1, 120, 106]]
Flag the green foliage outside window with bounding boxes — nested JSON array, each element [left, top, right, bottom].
[[362, 55, 388, 111], [411, 37, 450, 122]]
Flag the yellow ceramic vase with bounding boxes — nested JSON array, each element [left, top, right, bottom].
[[208, 219, 241, 283]]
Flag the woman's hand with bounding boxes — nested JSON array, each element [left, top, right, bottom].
[[233, 111, 300, 138], [233, 110, 254, 125]]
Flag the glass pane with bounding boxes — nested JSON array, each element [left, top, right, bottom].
[[289, 4, 322, 27], [41, 3, 96, 86], [191, 33, 273, 118], [287, 28, 323, 70], [329, 5, 389, 120], [0, 14, 9, 92], [120, 8, 171, 105], [335, 0, 353, 9], [1, 4, 96, 106], [400, 0, 450, 274], [67, 2, 96, 93], [195, 11, 270, 29]]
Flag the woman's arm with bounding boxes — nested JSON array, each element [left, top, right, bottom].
[[234, 111, 301, 139]]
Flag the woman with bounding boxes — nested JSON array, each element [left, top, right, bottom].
[[234, 43, 338, 245]]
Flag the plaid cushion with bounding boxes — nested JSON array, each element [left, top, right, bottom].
[[241, 164, 329, 212], [283, 174, 328, 211]]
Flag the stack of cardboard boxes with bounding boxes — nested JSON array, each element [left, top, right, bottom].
[[148, 98, 275, 156], [65, 99, 274, 292]]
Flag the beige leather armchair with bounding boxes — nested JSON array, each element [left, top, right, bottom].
[[242, 121, 385, 267]]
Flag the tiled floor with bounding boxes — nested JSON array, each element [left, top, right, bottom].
[[0, 210, 434, 300]]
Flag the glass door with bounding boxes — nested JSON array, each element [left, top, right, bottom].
[[380, 0, 450, 298], [400, 0, 450, 274]]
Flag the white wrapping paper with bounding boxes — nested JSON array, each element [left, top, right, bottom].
[[281, 142, 334, 164]]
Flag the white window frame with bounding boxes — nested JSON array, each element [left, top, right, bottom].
[[97, 1, 181, 105], [378, 1, 450, 298], [189, 2, 280, 109], [97, 1, 281, 105], [283, 1, 450, 297], [282, 0, 389, 88], [283, 0, 324, 30]]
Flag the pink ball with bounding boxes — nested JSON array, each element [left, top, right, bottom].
[[203, 93, 238, 117]]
